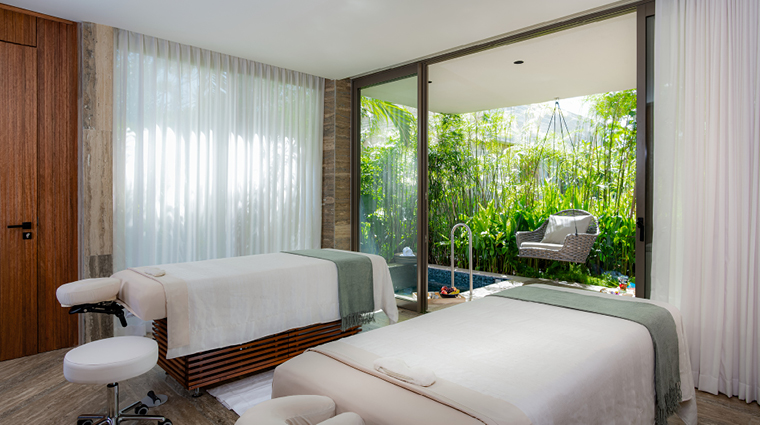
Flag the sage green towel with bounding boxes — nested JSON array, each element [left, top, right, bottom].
[[491, 286, 681, 425], [286, 249, 375, 331]]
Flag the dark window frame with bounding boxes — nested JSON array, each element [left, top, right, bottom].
[[350, 0, 655, 310]]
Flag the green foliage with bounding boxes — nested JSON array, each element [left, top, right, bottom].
[[359, 97, 418, 259], [360, 90, 638, 283]]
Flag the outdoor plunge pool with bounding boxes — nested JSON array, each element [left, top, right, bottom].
[[390, 263, 508, 299]]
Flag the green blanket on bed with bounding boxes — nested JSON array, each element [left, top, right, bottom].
[[491, 286, 681, 425], [285, 249, 375, 331]]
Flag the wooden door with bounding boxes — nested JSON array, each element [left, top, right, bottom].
[[36, 18, 79, 352], [0, 41, 39, 361], [0, 7, 78, 361]]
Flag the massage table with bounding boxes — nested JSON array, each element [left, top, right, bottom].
[[62, 250, 398, 393], [272, 284, 697, 425]]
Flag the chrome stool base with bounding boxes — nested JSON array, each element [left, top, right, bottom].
[[75, 383, 172, 425]]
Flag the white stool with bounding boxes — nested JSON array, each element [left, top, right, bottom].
[[64, 336, 172, 425], [236, 395, 365, 425]]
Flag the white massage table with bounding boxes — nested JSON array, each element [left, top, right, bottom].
[[115, 251, 397, 323], [272, 285, 697, 425], [107, 250, 398, 391]]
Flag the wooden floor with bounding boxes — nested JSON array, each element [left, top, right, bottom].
[[1, 307, 759, 424]]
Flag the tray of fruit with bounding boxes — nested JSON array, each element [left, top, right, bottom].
[[439, 286, 460, 298]]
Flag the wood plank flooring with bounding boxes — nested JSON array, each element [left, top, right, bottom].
[[0, 347, 239, 424], [1, 307, 758, 424]]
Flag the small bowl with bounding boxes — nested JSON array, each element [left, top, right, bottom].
[[439, 292, 460, 298], [393, 253, 417, 265]]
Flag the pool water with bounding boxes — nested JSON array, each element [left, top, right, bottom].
[[393, 266, 506, 298]]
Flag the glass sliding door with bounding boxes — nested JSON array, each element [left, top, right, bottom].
[[426, 13, 638, 297], [351, 4, 646, 308], [636, 2, 655, 298], [357, 75, 421, 308]]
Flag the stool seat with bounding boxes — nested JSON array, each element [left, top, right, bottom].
[[64, 336, 158, 385]]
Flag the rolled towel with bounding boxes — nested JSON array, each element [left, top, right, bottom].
[[373, 357, 436, 387], [141, 267, 166, 277]]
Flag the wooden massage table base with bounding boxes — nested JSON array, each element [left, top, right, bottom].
[[152, 319, 361, 391]]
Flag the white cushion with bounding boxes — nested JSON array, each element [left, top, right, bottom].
[[520, 242, 564, 251], [56, 278, 122, 307], [63, 336, 158, 384], [320, 413, 365, 425], [236, 395, 335, 425], [541, 214, 592, 244]]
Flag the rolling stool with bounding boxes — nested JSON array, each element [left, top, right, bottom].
[[57, 278, 172, 425], [64, 336, 172, 425]]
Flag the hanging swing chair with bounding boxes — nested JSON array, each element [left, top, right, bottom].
[[516, 209, 599, 263], [516, 99, 599, 263]]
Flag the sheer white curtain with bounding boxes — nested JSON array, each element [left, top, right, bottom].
[[652, 0, 760, 402], [113, 30, 324, 271]]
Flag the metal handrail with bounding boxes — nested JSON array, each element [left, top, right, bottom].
[[450, 223, 473, 301]]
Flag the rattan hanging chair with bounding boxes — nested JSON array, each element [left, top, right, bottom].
[[516, 209, 599, 263], [515, 99, 600, 263]]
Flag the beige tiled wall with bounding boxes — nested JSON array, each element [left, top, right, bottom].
[[322, 79, 352, 250], [79, 22, 115, 342]]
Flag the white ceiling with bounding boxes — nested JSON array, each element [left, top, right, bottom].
[[363, 13, 637, 114], [9, 0, 630, 79]]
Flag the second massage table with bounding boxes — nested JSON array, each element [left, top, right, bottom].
[[108, 249, 398, 391], [272, 284, 697, 425]]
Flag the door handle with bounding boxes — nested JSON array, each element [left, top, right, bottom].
[[7, 222, 32, 230], [636, 217, 645, 242]]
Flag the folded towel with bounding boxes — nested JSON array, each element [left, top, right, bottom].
[[373, 357, 436, 387], [142, 267, 166, 277]]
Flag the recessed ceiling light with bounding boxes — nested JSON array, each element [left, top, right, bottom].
[[514, 60, 524, 65]]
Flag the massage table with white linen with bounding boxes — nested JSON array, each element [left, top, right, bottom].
[[272, 284, 697, 425], [108, 250, 398, 391]]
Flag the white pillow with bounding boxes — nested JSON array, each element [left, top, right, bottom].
[[540, 214, 593, 245]]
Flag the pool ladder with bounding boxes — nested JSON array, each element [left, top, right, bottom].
[[450, 223, 473, 301]]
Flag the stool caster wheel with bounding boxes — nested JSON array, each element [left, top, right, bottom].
[[160, 420, 173, 425], [134, 402, 149, 415], [142, 390, 168, 407], [77, 420, 93, 425]]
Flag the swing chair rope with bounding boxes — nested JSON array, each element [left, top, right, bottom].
[[551, 99, 580, 236]]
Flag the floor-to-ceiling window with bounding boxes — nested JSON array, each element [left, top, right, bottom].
[[358, 76, 419, 302], [352, 3, 654, 310], [353, 66, 429, 312], [426, 12, 640, 296]]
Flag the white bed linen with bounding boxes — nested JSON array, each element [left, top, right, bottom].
[[112, 250, 398, 359], [337, 284, 694, 425], [117, 273, 166, 321]]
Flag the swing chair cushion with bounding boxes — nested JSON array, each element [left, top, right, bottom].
[[520, 242, 564, 251], [541, 214, 593, 244]]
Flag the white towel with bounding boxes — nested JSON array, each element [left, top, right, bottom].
[[141, 267, 166, 277], [373, 357, 436, 387]]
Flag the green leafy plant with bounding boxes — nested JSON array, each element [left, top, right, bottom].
[[360, 90, 638, 284]]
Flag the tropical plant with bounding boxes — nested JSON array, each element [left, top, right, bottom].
[[360, 89, 638, 285], [359, 96, 418, 259]]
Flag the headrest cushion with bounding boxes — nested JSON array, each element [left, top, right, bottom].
[[235, 395, 335, 425], [57, 278, 122, 307], [321, 412, 365, 425]]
